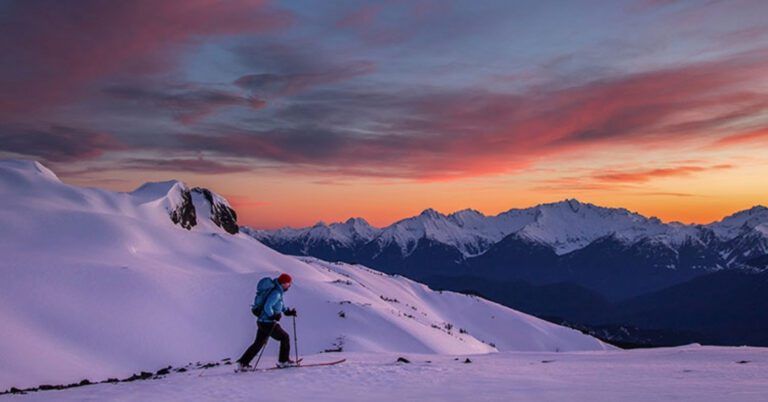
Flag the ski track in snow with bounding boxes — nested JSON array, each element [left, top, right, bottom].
[[7, 347, 768, 402]]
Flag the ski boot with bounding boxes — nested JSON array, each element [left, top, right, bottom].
[[276, 359, 300, 369], [235, 362, 253, 372]]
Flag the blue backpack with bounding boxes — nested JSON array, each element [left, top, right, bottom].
[[251, 277, 278, 317]]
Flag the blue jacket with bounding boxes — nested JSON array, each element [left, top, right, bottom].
[[258, 279, 288, 323]]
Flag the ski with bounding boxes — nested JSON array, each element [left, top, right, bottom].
[[231, 361, 300, 374], [272, 358, 304, 369], [230, 360, 303, 374], [263, 358, 346, 371]]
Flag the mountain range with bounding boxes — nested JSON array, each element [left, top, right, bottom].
[[246, 199, 768, 346]]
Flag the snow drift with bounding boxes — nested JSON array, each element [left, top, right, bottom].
[[0, 160, 610, 390]]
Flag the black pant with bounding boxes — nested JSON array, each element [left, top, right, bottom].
[[238, 322, 291, 365]]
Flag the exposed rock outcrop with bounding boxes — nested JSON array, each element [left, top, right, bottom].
[[191, 187, 239, 234], [169, 187, 197, 230]]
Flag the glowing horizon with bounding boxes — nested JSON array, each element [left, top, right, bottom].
[[60, 165, 766, 229]]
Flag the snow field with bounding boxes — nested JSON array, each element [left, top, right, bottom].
[[8, 346, 768, 402], [0, 160, 608, 390]]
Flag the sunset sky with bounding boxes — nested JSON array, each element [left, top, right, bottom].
[[1, 0, 767, 228]]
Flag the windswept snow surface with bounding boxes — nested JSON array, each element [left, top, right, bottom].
[[9, 346, 768, 402], [0, 160, 609, 390]]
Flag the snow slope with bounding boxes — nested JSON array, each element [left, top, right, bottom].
[[0, 160, 609, 390], [8, 346, 768, 402]]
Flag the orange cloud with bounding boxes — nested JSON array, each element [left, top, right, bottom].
[[709, 127, 768, 148], [593, 164, 734, 183]]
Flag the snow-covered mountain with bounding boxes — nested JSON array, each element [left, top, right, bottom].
[[249, 197, 768, 303], [250, 198, 768, 273], [0, 160, 610, 390], [242, 217, 379, 252], [708, 206, 768, 265], [709, 206, 768, 239], [128, 178, 239, 234], [250, 199, 715, 257]]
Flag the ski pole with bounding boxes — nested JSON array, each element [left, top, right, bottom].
[[293, 315, 299, 364], [253, 322, 277, 369]]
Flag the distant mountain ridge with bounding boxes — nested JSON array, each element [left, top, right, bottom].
[[245, 199, 768, 347], [245, 199, 768, 277]]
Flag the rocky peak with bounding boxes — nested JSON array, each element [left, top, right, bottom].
[[565, 198, 581, 212], [191, 187, 239, 235], [131, 180, 197, 231], [345, 217, 371, 226], [708, 205, 768, 240], [419, 208, 446, 220]]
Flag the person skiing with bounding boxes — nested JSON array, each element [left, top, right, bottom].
[[236, 273, 298, 370]]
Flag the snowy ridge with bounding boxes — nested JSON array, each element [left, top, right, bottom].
[[709, 206, 768, 239], [708, 208, 768, 265], [1, 160, 237, 235], [374, 208, 498, 256], [0, 159, 61, 183], [0, 160, 610, 390], [251, 199, 724, 257], [244, 218, 380, 249]]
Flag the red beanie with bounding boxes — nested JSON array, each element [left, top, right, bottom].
[[277, 273, 292, 284]]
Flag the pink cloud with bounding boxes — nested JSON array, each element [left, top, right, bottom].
[[592, 164, 734, 183], [0, 0, 293, 118], [118, 158, 253, 174]]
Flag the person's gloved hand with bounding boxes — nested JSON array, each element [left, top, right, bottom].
[[272, 313, 282, 321], [284, 308, 297, 317]]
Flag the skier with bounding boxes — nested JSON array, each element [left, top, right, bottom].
[[236, 273, 298, 370]]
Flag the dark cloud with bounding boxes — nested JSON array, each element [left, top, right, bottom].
[[103, 83, 265, 125], [0, 125, 127, 162], [231, 40, 377, 103], [234, 61, 375, 98], [178, 127, 351, 164], [117, 157, 253, 174]]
